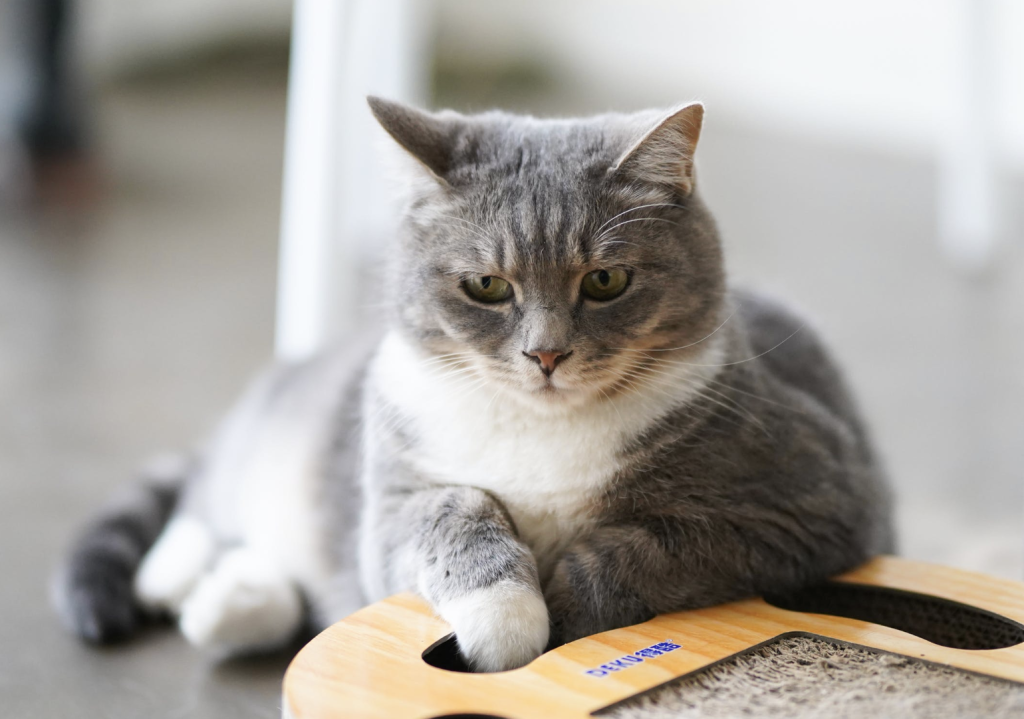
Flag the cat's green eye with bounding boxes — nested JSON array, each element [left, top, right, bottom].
[[581, 268, 629, 301], [463, 275, 513, 303]]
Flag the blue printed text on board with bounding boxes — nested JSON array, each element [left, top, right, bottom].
[[584, 640, 682, 677]]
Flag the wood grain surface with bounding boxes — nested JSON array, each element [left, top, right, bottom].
[[282, 556, 1024, 719]]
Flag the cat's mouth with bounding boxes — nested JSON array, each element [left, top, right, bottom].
[[521, 374, 595, 406]]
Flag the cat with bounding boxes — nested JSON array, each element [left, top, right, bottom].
[[54, 97, 894, 672]]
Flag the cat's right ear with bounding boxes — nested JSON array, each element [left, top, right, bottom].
[[368, 96, 460, 185]]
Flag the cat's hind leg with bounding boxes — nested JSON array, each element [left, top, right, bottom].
[[178, 546, 304, 654], [134, 514, 215, 614]]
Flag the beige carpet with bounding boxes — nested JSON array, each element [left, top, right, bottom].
[[602, 634, 1024, 719]]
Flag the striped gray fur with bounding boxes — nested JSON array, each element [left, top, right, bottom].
[[56, 99, 893, 672]]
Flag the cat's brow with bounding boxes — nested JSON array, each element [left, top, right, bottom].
[[435, 262, 504, 278]]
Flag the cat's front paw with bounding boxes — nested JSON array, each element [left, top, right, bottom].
[[436, 580, 549, 672]]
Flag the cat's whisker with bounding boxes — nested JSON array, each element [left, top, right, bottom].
[[687, 382, 769, 433], [592, 217, 680, 246], [612, 369, 741, 431], [608, 373, 650, 401], [634, 325, 805, 368], [417, 352, 497, 372], [611, 309, 736, 354], [429, 370, 484, 388], [443, 374, 495, 402], [434, 214, 490, 235], [424, 355, 478, 367], [420, 364, 480, 382], [433, 214, 500, 252], [433, 214, 493, 242], [675, 384, 767, 435], [481, 386, 505, 415], [612, 365, 691, 400], [701, 376, 806, 414], [595, 384, 627, 426], [591, 236, 641, 250], [429, 365, 491, 388], [418, 355, 479, 371], [418, 350, 488, 362], [618, 362, 765, 433], [591, 202, 689, 236], [366, 400, 412, 440]]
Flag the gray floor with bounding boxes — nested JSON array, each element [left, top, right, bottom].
[[2, 53, 1022, 717], [1, 60, 288, 718]]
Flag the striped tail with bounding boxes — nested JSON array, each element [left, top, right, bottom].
[[54, 454, 191, 643]]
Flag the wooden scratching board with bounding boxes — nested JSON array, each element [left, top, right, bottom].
[[282, 557, 1024, 718]]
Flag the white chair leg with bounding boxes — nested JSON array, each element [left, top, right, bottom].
[[276, 0, 432, 361], [937, 0, 998, 272]]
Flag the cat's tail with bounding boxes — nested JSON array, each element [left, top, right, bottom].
[[53, 453, 191, 644]]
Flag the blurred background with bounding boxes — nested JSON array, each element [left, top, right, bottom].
[[1, 1, 1022, 716]]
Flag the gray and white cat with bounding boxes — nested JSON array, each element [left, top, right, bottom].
[[55, 98, 894, 672]]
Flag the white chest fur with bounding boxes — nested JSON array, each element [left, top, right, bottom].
[[369, 332, 719, 581]]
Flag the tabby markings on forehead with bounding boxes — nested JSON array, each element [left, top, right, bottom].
[[369, 331, 725, 577]]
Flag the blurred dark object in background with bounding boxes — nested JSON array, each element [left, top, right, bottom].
[[1, 0, 97, 210]]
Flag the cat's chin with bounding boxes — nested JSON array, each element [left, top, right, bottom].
[[513, 381, 602, 412]]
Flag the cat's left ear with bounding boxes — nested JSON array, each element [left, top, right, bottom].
[[611, 103, 704, 196]]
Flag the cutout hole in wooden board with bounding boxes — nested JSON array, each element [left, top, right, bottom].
[[765, 581, 1024, 650], [422, 633, 472, 673]]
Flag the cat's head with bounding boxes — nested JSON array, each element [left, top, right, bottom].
[[371, 97, 726, 409]]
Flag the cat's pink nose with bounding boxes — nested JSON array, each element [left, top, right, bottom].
[[524, 349, 571, 377]]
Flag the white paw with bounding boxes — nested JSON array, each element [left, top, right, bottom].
[[135, 516, 214, 613], [436, 580, 550, 672], [178, 547, 302, 654]]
